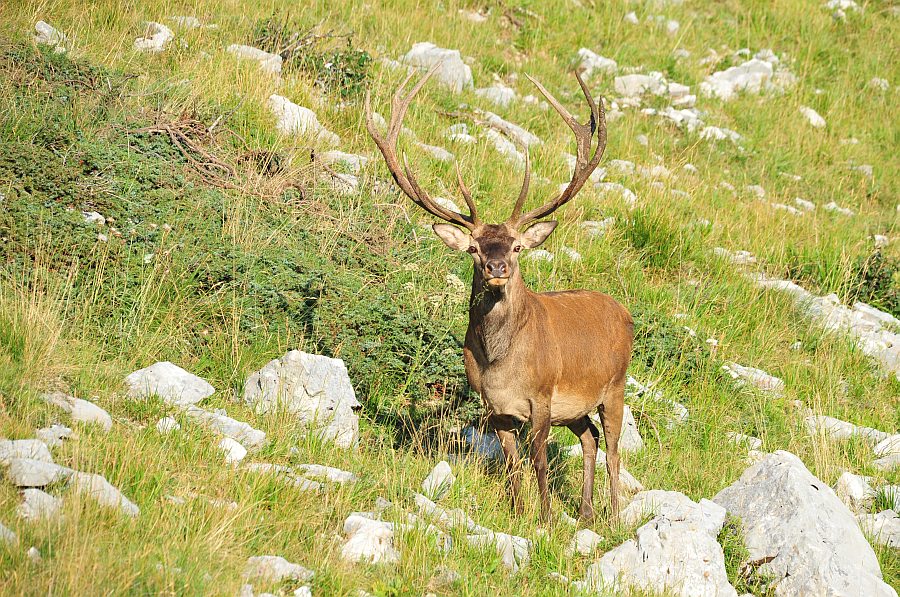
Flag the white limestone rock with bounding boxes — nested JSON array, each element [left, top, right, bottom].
[[296, 464, 357, 484], [183, 406, 266, 450], [41, 392, 112, 432], [133, 22, 174, 53], [478, 110, 541, 148], [567, 528, 603, 556], [341, 513, 400, 563], [874, 434, 900, 457], [267, 95, 339, 145], [580, 218, 616, 237], [461, 426, 503, 460], [17, 488, 63, 521], [595, 182, 637, 208], [318, 150, 368, 174], [713, 248, 756, 266], [0, 522, 16, 545], [614, 73, 667, 97], [726, 432, 762, 451], [833, 472, 875, 512], [700, 126, 742, 144], [400, 42, 473, 93], [219, 437, 247, 465], [804, 415, 887, 445], [35, 424, 73, 449], [713, 450, 895, 596], [879, 485, 900, 512], [415, 142, 454, 162], [125, 361, 214, 407], [5, 458, 73, 487], [824, 201, 854, 216], [33, 21, 68, 53], [168, 16, 202, 29], [243, 350, 360, 449], [721, 362, 784, 395], [227, 44, 282, 75], [525, 249, 553, 263], [422, 460, 455, 500], [577, 48, 618, 77], [155, 417, 180, 434], [466, 530, 531, 573], [244, 463, 321, 491], [700, 59, 795, 101], [799, 106, 827, 128], [243, 555, 314, 583], [69, 472, 139, 517], [482, 129, 524, 167], [586, 493, 734, 596], [618, 405, 643, 452], [474, 84, 517, 108], [0, 439, 53, 465], [858, 510, 900, 548], [874, 454, 900, 472]]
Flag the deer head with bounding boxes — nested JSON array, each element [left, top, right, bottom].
[[365, 66, 607, 290]]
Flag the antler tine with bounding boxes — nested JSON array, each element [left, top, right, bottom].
[[507, 149, 531, 222], [365, 64, 478, 230], [455, 161, 480, 225], [513, 70, 607, 228]]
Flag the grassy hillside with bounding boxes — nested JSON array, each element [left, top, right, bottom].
[[0, 0, 897, 594]]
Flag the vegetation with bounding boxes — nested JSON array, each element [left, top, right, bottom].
[[0, 0, 897, 594]]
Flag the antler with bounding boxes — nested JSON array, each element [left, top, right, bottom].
[[508, 70, 607, 228], [365, 65, 479, 230]]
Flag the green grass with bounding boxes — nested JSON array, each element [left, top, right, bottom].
[[0, 0, 898, 594]]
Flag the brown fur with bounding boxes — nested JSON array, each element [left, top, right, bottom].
[[450, 223, 633, 522]]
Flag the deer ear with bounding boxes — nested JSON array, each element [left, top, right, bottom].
[[521, 221, 557, 248], [432, 224, 472, 251]]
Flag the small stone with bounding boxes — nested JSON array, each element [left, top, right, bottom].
[[243, 555, 314, 583], [226, 44, 282, 75], [857, 510, 899, 548], [725, 432, 763, 451], [577, 48, 618, 77], [41, 392, 112, 432], [824, 201, 854, 216], [27, 546, 42, 562], [415, 142, 454, 162], [474, 84, 518, 108], [69, 472, 139, 517], [295, 464, 357, 484], [6, 459, 73, 487], [422, 461, 455, 500], [218, 437, 247, 465], [82, 211, 105, 225], [567, 528, 603, 556], [34, 425, 73, 448], [874, 434, 900, 457], [17, 489, 63, 521], [525, 249, 553, 262], [33, 21, 67, 53], [0, 440, 53, 465], [0, 521, 16, 545], [400, 42, 473, 93], [133, 22, 174, 53], [267, 95, 339, 145], [126, 362, 214, 407], [833, 472, 874, 512], [341, 514, 401, 563], [156, 417, 180, 434], [874, 453, 900, 472], [721, 362, 784, 394], [799, 106, 827, 128]]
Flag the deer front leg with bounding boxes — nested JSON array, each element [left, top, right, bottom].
[[530, 404, 552, 523], [568, 416, 601, 523], [490, 414, 523, 515]]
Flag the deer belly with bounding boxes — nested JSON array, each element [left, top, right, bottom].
[[549, 393, 594, 425], [481, 386, 532, 422]]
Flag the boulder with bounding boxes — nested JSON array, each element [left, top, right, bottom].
[[226, 44, 282, 75], [267, 96, 339, 145], [585, 492, 735, 596], [5, 459, 73, 487], [218, 437, 247, 465], [295, 464, 357, 484], [422, 461, 455, 500], [183, 406, 266, 450], [0, 521, 15, 545], [33, 21, 68, 53], [805, 415, 888, 445], [874, 434, 900, 458], [858, 510, 900, 548], [465, 530, 531, 573], [243, 555, 314, 583], [133, 22, 174, 53], [874, 453, 900, 472], [567, 528, 603, 556], [243, 350, 360, 449], [125, 362, 214, 407], [833, 472, 874, 512], [41, 392, 113, 432], [341, 513, 400, 563], [34, 424, 74, 448], [713, 451, 895, 596], [69, 472, 139, 517], [17, 488, 63, 521], [0, 439, 53, 465], [400, 42, 473, 93]]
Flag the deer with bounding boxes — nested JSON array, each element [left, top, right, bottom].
[[365, 65, 633, 523]]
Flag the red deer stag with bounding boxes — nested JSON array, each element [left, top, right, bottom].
[[365, 66, 633, 522]]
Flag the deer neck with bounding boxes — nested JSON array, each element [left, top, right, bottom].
[[468, 270, 530, 363]]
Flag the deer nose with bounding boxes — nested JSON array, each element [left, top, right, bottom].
[[485, 259, 508, 277]]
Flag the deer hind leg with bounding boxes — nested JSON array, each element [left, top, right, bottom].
[[530, 404, 552, 523], [568, 416, 601, 523], [490, 414, 523, 515], [598, 382, 625, 518]]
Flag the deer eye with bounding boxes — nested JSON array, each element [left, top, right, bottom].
[[513, 245, 523, 253], [467, 246, 478, 254]]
